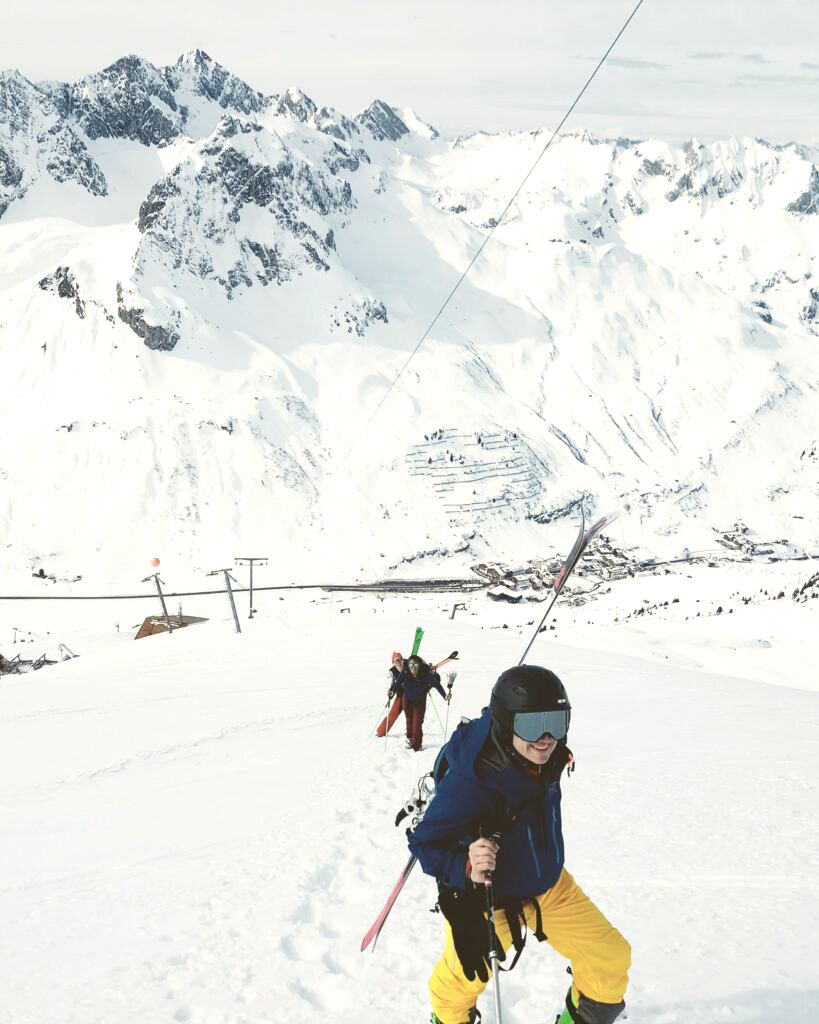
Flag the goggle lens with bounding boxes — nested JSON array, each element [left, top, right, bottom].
[[513, 709, 569, 742]]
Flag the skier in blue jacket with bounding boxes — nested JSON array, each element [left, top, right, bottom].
[[408, 665, 630, 1024], [399, 655, 448, 751]]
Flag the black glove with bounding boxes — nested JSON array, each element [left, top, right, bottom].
[[437, 885, 505, 982]]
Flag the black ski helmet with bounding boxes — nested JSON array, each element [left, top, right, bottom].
[[490, 665, 571, 736]]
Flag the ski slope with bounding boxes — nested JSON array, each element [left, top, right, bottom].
[[1, 577, 817, 1024]]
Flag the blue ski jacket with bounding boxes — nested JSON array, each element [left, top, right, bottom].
[[400, 667, 446, 703], [407, 709, 566, 902]]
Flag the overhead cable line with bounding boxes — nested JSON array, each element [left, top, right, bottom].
[[327, 0, 648, 483], [0, 578, 485, 601]]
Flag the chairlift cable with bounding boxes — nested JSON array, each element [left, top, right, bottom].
[[327, 0, 648, 483]]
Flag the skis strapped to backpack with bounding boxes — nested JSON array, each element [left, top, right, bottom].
[[517, 509, 617, 664], [361, 751, 452, 952]]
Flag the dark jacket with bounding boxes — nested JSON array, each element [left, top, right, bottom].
[[400, 665, 446, 703], [407, 708, 567, 902], [388, 665, 403, 698]]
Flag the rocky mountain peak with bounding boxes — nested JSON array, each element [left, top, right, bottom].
[[0, 70, 53, 132], [166, 50, 269, 117], [275, 87, 318, 123], [174, 48, 215, 69], [68, 55, 182, 146], [0, 69, 107, 217], [313, 105, 358, 141], [355, 100, 409, 142], [131, 114, 355, 315]]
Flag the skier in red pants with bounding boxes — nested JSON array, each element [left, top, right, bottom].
[[375, 652, 406, 737], [400, 655, 448, 751]]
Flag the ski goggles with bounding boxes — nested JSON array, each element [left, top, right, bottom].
[[512, 709, 570, 742]]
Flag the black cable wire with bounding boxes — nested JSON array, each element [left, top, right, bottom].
[[0, 579, 485, 601], [327, 0, 648, 483]]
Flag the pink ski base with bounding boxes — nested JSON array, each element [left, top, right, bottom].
[[360, 856, 417, 951]]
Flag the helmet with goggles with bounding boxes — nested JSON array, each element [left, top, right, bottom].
[[490, 665, 571, 742]]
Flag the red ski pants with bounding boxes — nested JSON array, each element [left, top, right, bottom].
[[402, 696, 427, 751]]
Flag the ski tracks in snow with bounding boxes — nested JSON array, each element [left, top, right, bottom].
[[125, 727, 437, 1024]]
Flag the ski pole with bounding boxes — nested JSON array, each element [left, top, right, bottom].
[[371, 698, 390, 737], [428, 694, 446, 735], [484, 876, 503, 1024], [481, 830, 503, 1024], [443, 671, 456, 742]]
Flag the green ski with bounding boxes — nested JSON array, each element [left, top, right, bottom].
[[410, 627, 424, 657]]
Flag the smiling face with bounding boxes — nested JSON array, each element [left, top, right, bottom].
[[408, 659, 421, 676], [511, 731, 558, 766]]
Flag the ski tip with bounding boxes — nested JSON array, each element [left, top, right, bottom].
[[590, 509, 619, 533]]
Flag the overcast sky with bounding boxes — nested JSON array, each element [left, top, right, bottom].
[[3, 0, 818, 144]]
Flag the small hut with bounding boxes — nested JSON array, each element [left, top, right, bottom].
[[135, 614, 208, 640]]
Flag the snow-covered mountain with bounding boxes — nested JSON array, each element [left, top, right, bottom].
[[1, 51, 818, 585]]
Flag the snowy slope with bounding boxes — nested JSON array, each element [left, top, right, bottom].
[[1, 595, 817, 1024], [1, 52, 818, 585]]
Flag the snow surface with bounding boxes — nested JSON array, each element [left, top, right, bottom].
[[1, 568, 817, 1024]]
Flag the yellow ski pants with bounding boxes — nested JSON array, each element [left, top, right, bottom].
[[429, 869, 630, 1024]]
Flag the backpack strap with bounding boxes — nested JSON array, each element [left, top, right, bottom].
[[498, 900, 526, 972], [529, 896, 547, 942]]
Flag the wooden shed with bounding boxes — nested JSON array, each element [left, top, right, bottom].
[[135, 614, 208, 640]]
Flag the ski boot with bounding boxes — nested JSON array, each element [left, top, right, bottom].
[[555, 987, 625, 1024], [430, 1009, 480, 1024], [555, 987, 577, 1024]]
